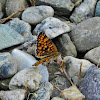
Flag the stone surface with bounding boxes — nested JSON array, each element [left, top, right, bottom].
[[30, 82, 53, 100], [0, 0, 6, 12], [79, 65, 100, 100], [35, 0, 74, 15], [64, 56, 93, 85], [0, 89, 26, 100], [84, 46, 100, 67], [95, 1, 100, 16], [0, 24, 25, 50], [9, 67, 42, 91], [22, 6, 54, 25], [54, 33, 77, 57], [70, 17, 100, 52], [6, 18, 33, 41], [0, 3, 3, 19], [71, 0, 82, 6], [70, 0, 97, 23], [11, 49, 49, 82], [33, 17, 70, 39], [50, 76, 71, 98], [0, 52, 17, 79], [51, 97, 64, 100], [6, 0, 29, 17]]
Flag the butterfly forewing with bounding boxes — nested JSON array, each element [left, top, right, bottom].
[[36, 32, 58, 58]]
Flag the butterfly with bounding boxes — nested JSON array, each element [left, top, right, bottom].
[[33, 32, 60, 66]]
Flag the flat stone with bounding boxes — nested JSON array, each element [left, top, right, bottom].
[[70, 0, 97, 23], [0, 24, 25, 50], [79, 65, 100, 100], [51, 97, 64, 100], [33, 17, 70, 39], [22, 6, 54, 25], [70, 17, 100, 52], [35, 0, 74, 15]]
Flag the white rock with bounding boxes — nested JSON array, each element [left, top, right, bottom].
[[51, 97, 64, 100], [64, 56, 93, 85], [11, 49, 49, 82], [33, 17, 70, 39], [22, 6, 54, 24], [9, 67, 42, 91]]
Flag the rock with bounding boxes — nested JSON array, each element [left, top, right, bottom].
[[30, 82, 53, 100], [70, 17, 100, 52], [50, 76, 71, 98], [54, 33, 77, 57], [0, 89, 26, 100], [35, 0, 74, 15], [70, 0, 97, 23], [11, 49, 49, 82], [9, 67, 42, 91], [0, 78, 11, 90], [0, 52, 17, 79], [79, 65, 100, 100], [0, 24, 25, 50], [0, 0, 6, 12], [0, 3, 3, 19], [22, 6, 54, 25], [6, 18, 33, 41], [71, 0, 82, 7], [51, 97, 64, 100], [95, 1, 100, 16], [6, 0, 29, 17], [64, 56, 93, 85], [33, 17, 70, 39], [84, 46, 100, 67]]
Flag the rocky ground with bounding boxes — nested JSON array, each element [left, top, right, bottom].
[[0, 0, 100, 100]]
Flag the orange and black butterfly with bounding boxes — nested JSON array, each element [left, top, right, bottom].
[[33, 32, 60, 66]]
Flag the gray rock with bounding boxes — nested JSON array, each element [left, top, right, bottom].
[[0, 0, 6, 12], [6, 18, 33, 41], [35, 0, 74, 15], [0, 89, 26, 100], [50, 76, 71, 98], [0, 3, 3, 19], [95, 1, 100, 16], [9, 67, 42, 91], [0, 24, 25, 50], [64, 56, 93, 85], [30, 82, 53, 100], [70, 17, 100, 52], [33, 17, 70, 39], [6, 0, 29, 17], [54, 33, 77, 57], [11, 49, 49, 82], [22, 6, 54, 25], [70, 0, 97, 23], [51, 97, 64, 100], [0, 52, 17, 79], [84, 46, 100, 66], [71, 0, 82, 6], [79, 65, 100, 100]]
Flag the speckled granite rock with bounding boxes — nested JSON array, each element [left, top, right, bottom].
[[79, 65, 100, 100], [0, 24, 25, 50]]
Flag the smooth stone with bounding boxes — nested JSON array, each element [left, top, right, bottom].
[[79, 65, 100, 100], [35, 0, 74, 15], [51, 97, 64, 100], [95, 1, 100, 16], [9, 67, 42, 91], [70, 0, 97, 23], [33, 17, 70, 39], [30, 82, 53, 100], [84, 46, 100, 67], [0, 52, 17, 79], [0, 24, 25, 50], [6, 0, 29, 17], [0, 78, 11, 90], [64, 56, 93, 85], [22, 6, 54, 25], [11, 49, 49, 82], [70, 17, 100, 52], [50, 76, 71, 98], [54, 33, 77, 57], [0, 89, 26, 100], [6, 18, 33, 41]]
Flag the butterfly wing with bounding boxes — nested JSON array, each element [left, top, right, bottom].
[[36, 32, 58, 58]]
